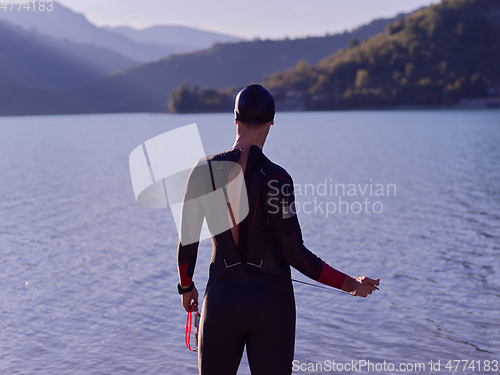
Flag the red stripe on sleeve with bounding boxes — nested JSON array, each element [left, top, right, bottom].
[[178, 263, 192, 286], [316, 261, 347, 290]]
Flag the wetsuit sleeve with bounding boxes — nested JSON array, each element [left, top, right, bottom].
[[177, 161, 206, 286], [265, 175, 348, 289]]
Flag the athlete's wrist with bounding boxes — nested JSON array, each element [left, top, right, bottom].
[[177, 281, 195, 294], [317, 261, 348, 290], [341, 276, 357, 294]]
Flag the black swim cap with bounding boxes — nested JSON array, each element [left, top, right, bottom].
[[234, 84, 275, 124]]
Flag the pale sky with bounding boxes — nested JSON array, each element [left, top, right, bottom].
[[57, 0, 439, 39]]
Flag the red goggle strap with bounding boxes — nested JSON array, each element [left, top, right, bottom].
[[185, 310, 200, 351]]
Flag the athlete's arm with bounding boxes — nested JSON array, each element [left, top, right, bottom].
[[265, 175, 379, 296], [177, 161, 209, 311]]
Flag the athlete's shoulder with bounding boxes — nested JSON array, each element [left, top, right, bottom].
[[188, 148, 241, 173], [262, 158, 293, 182], [205, 148, 241, 163]]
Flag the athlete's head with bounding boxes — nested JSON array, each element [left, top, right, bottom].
[[234, 84, 275, 126]]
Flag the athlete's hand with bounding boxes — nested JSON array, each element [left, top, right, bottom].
[[181, 286, 199, 312], [344, 276, 380, 297]]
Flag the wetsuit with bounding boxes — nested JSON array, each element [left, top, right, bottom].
[[177, 145, 348, 375]]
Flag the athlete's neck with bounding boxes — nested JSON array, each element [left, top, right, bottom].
[[232, 120, 272, 173]]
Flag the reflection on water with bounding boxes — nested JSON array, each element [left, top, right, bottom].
[[0, 110, 499, 374]]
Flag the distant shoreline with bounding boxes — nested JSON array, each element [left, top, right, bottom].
[[1, 102, 499, 119]]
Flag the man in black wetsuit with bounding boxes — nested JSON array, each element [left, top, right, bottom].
[[177, 84, 380, 375]]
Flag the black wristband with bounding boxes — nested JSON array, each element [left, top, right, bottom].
[[177, 281, 195, 294]]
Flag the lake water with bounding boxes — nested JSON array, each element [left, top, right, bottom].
[[0, 110, 499, 375]]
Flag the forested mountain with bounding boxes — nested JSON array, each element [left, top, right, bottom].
[[170, 0, 500, 113], [265, 0, 500, 110]]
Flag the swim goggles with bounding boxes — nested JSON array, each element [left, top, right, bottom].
[[185, 310, 200, 352]]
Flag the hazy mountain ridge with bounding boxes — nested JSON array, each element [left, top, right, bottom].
[[0, 1, 250, 116], [0, 1, 244, 63], [0, 2, 173, 62], [0, 18, 135, 91], [103, 24, 244, 52]]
